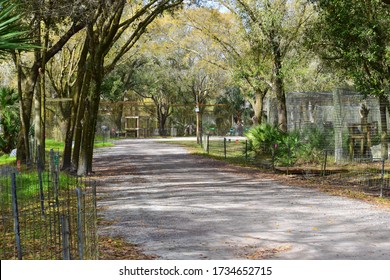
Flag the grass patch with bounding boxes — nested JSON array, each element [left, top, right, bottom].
[[45, 139, 65, 152], [0, 171, 80, 205], [162, 139, 252, 166], [94, 141, 115, 148], [46, 138, 115, 150], [1, 138, 115, 168], [0, 154, 16, 166]]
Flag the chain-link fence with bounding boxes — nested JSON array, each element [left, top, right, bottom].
[[0, 150, 97, 260]]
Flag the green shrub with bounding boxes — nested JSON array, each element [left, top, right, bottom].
[[275, 132, 301, 166], [246, 123, 284, 157], [0, 87, 20, 154], [294, 127, 336, 164], [245, 124, 299, 166]]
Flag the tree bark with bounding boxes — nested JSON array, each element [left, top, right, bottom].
[[71, 67, 92, 170], [62, 40, 89, 171], [272, 42, 287, 132], [114, 103, 124, 130], [77, 78, 101, 175], [251, 90, 267, 126]]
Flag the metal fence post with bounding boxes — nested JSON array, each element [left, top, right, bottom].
[[272, 146, 275, 172], [61, 215, 71, 260], [92, 182, 98, 259], [11, 173, 22, 260], [76, 188, 84, 259], [245, 140, 248, 161], [49, 149, 55, 175], [224, 138, 227, 159], [54, 152, 60, 206], [37, 145, 45, 215], [380, 159, 385, 198], [322, 150, 328, 176], [207, 135, 210, 154]]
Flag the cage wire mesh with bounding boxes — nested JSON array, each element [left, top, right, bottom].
[[0, 162, 97, 260]]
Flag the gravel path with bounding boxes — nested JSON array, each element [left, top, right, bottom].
[[94, 139, 390, 260]]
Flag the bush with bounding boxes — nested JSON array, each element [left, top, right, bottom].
[[0, 87, 20, 154], [296, 127, 331, 163], [246, 123, 284, 157], [246, 124, 302, 166], [275, 132, 301, 166]]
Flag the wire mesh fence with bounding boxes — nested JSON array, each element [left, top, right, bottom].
[[200, 134, 390, 198], [202, 135, 249, 161], [318, 159, 390, 198], [0, 150, 97, 260]]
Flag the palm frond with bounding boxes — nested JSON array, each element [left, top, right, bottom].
[[0, 0, 37, 57]]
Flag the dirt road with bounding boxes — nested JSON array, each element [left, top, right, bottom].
[[94, 139, 390, 260]]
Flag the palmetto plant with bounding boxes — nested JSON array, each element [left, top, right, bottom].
[[0, 87, 20, 153], [246, 124, 302, 167], [246, 123, 284, 156], [0, 0, 33, 56]]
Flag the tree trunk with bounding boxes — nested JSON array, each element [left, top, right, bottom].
[[71, 61, 92, 169], [61, 116, 73, 170], [77, 58, 103, 175], [73, 71, 92, 173], [77, 89, 101, 175], [251, 90, 267, 126], [77, 98, 94, 176], [62, 41, 89, 171], [14, 52, 32, 164], [35, 17, 50, 169], [157, 107, 169, 136], [34, 80, 43, 165], [114, 103, 124, 130], [272, 40, 287, 132]]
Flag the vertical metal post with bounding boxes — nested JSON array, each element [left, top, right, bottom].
[[37, 145, 45, 215], [92, 182, 98, 259], [380, 159, 385, 198], [245, 140, 248, 161], [323, 150, 328, 176], [76, 188, 84, 259], [54, 152, 60, 206], [196, 97, 200, 145], [61, 215, 70, 260], [207, 135, 210, 154], [224, 138, 227, 159], [287, 145, 291, 175], [49, 149, 55, 174], [11, 173, 22, 260], [272, 147, 275, 172]]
